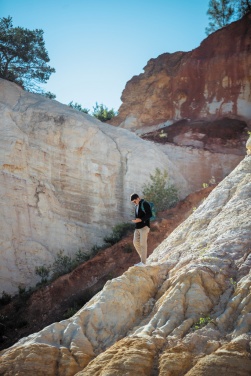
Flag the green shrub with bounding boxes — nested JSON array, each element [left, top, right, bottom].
[[35, 265, 50, 283], [35, 243, 114, 283], [50, 248, 97, 279], [193, 315, 212, 330], [35, 248, 97, 282], [142, 168, 179, 212], [0, 291, 11, 306], [50, 250, 74, 279], [104, 223, 134, 245], [16, 286, 33, 304], [18, 286, 26, 295], [90, 244, 104, 256], [74, 249, 90, 264], [92, 102, 117, 122], [68, 101, 90, 114]]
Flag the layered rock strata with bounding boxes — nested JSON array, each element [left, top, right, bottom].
[[110, 13, 251, 131], [1, 155, 251, 375], [142, 117, 248, 194], [0, 79, 186, 294]]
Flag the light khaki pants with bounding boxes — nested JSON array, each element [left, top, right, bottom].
[[133, 226, 150, 264]]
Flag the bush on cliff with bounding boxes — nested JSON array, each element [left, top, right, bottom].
[[92, 102, 118, 122], [142, 168, 178, 213], [104, 223, 134, 245]]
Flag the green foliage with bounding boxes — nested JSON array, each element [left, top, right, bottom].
[[92, 102, 117, 122], [104, 223, 134, 245], [74, 249, 90, 263], [16, 286, 33, 303], [90, 244, 105, 256], [68, 101, 90, 113], [0, 16, 55, 92], [206, 0, 251, 35], [35, 265, 50, 283], [18, 286, 26, 295], [142, 168, 179, 212], [50, 250, 74, 279], [41, 91, 56, 99], [206, 0, 234, 35], [67, 101, 118, 122], [36, 248, 97, 282], [230, 277, 237, 289], [193, 316, 213, 330], [0, 291, 12, 306], [237, 0, 251, 17]]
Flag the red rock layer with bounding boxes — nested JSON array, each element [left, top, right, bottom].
[[111, 13, 251, 129]]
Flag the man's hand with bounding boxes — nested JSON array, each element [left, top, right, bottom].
[[132, 218, 142, 223]]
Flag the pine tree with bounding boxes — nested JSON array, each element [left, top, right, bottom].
[[206, 0, 235, 35], [0, 16, 55, 92]]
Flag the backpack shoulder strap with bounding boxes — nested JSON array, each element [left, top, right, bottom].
[[140, 199, 148, 213], [140, 199, 144, 210]]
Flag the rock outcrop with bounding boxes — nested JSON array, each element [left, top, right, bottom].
[[141, 118, 248, 194], [0, 79, 187, 295], [1, 154, 251, 375], [110, 13, 251, 131]]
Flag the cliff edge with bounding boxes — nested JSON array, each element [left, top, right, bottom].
[[110, 13, 251, 131]]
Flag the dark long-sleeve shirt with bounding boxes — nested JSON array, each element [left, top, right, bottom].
[[134, 199, 151, 229]]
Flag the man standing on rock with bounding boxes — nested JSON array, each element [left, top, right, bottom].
[[130, 193, 152, 266]]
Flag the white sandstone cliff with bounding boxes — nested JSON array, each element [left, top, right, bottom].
[[0, 79, 187, 294]]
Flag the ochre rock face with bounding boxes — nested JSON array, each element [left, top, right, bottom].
[[110, 13, 251, 130], [1, 156, 251, 375]]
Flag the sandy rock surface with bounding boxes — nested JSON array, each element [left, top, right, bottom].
[[1, 156, 251, 375]]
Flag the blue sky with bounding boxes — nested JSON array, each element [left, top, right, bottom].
[[1, 0, 209, 112]]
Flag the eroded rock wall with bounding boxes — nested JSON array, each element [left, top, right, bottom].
[[1, 155, 251, 375], [0, 79, 186, 294], [110, 13, 251, 131]]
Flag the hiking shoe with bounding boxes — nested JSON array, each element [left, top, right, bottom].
[[134, 262, 146, 267]]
